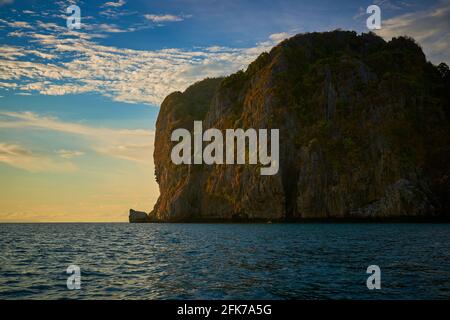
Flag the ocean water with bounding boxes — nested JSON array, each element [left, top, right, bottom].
[[0, 223, 449, 300]]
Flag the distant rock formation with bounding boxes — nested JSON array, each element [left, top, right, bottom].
[[129, 209, 149, 223], [150, 30, 450, 222]]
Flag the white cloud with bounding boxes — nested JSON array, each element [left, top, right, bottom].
[[376, 1, 450, 64], [0, 10, 291, 106], [0, 82, 17, 89], [0, 31, 279, 105], [7, 30, 27, 37], [36, 21, 64, 31], [102, 0, 126, 8], [269, 32, 291, 43], [0, 111, 154, 165], [95, 23, 127, 33], [144, 14, 184, 23], [27, 49, 57, 60], [0, 142, 76, 172], [0, 45, 26, 60], [0, 18, 32, 29], [56, 149, 85, 159]]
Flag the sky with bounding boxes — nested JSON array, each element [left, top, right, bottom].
[[0, 0, 449, 222]]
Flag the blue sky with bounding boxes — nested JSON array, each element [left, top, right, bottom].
[[0, 0, 449, 221]]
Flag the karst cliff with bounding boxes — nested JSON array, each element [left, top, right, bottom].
[[147, 30, 450, 222]]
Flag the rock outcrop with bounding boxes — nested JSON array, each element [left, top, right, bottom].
[[150, 31, 450, 222], [129, 209, 149, 223]]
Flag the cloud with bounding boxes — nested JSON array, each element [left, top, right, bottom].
[[0, 111, 157, 220], [373, 0, 409, 11], [0, 45, 26, 60], [94, 143, 153, 163], [144, 14, 185, 23], [99, 7, 137, 19], [36, 21, 64, 31], [0, 18, 32, 29], [94, 23, 128, 33], [102, 0, 126, 8], [0, 142, 77, 172], [269, 32, 291, 43], [0, 7, 286, 106], [27, 49, 57, 59], [0, 82, 17, 89], [354, 1, 412, 21], [0, 111, 154, 165], [0, 31, 279, 105], [353, 6, 366, 20], [56, 149, 85, 159], [7, 30, 27, 37], [376, 1, 450, 64]]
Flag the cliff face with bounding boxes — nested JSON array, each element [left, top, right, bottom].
[[151, 31, 450, 221]]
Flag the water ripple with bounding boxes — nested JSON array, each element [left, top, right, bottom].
[[0, 223, 450, 299]]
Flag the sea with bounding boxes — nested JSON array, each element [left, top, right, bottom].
[[0, 223, 449, 299]]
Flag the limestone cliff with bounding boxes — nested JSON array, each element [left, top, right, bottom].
[[150, 31, 450, 221]]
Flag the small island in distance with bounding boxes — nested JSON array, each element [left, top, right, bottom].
[[131, 30, 450, 223]]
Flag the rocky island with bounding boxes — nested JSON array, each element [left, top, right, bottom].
[[143, 30, 450, 222], [129, 209, 149, 223]]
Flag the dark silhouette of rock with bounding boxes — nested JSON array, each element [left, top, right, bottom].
[[150, 31, 450, 222], [129, 209, 149, 223]]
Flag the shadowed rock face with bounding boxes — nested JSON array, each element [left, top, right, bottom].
[[150, 30, 450, 222], [129, 209, 148, 223]]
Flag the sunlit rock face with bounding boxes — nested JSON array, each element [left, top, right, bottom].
[[150, 30, 450, 222]]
